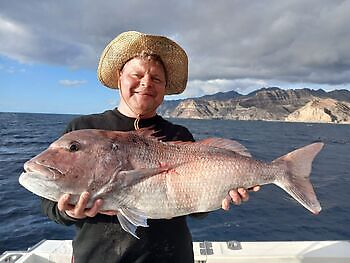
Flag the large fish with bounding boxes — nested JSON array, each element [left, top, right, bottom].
[[19, 129, 323, 238]]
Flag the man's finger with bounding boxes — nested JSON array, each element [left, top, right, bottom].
[[248, 185, 260, 192], [75, 192, 90, 215], [229, 189, 241, 205], [99, 210, 119, 216], [252, 185, 260, 192], [85, 199, 104, 217], [221, 195, 231, 211], [58, 193, 71, 211], [237, 188, 249, 202]]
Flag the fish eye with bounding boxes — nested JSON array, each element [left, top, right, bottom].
[[112, 143, 119, 151], [68, 142, 80, 152]]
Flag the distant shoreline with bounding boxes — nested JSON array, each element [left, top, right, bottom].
[[2, 112, 348, 125]]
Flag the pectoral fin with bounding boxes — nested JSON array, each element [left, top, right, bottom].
[[117, 212, 139, 239], [118, 165, 174, 188], [120, 207, 148, 227], [117, 207, 149, 239]]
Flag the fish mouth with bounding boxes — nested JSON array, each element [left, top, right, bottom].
[[24, 161, 64, 180], [19, 171, 65, 202]]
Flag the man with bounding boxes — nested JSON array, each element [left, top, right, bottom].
[[42, 31, 259, 263]]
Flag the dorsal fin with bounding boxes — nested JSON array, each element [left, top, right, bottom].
[[198, 138, 252, 157], [169, 138, 252, 157], [133, 127, 165, 141], [134, 128, 251, 157], [133, 126, 157, 138]]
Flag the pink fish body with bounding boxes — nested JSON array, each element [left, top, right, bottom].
[[20, 129, 323, 237]]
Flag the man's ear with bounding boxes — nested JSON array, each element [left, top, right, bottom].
[[117, 71, 122, 89]]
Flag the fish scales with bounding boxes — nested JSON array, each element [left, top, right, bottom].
[[118, 135, 285, 216], [127, 144, 283, 218]]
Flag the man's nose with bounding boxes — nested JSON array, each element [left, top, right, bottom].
[[140, 74, 152, 87]]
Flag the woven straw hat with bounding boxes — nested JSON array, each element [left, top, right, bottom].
[[97, 31, 188, 95]]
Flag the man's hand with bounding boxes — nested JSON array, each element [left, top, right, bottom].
[[221, 186, 260, 211], [57, 192, 118, 219]]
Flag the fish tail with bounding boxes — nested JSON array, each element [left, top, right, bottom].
[[272, 142, 324, 214]]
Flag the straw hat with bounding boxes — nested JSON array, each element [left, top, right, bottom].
[[97, 31, 188, 95]]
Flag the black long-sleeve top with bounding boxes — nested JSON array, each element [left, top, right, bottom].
[[41, 109, 203, 263]]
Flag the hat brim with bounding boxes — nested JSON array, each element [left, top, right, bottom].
[[97, 31, 188, 95]]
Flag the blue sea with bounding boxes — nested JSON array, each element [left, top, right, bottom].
[[0, 112, 349, 253]]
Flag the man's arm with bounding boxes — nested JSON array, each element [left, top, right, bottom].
[[41, 198, 78, 226]]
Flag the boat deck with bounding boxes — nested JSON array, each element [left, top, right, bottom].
[[1, 240, 350, 263]]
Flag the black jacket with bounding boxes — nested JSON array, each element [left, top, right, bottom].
[[41, 109, 202, 263]]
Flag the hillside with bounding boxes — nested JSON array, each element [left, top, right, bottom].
[[157, 87, 350, 124], [285, 98, 350, 124]]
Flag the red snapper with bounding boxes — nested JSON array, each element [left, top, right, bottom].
[[19, 129, 323, 238]]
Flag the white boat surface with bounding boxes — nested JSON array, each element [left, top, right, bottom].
[[1, 239, 350, 263]]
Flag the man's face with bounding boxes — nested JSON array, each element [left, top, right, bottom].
[[118, 57, 166, 118]]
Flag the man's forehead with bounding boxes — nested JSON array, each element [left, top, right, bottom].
[[122, 57, 166, 73]]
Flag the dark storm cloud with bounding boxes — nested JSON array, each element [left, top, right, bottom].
[[1, 0, 349, 85]]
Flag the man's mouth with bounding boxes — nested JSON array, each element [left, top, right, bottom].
[[134, 91, 154, 97]]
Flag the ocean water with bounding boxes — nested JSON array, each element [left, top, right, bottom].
[[0, 112, 349, 253]]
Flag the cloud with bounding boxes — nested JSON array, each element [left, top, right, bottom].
[[59, 79, 87, 87], [167, 78, 270, 99], [1, 0, 350, 88], [107, 98, 119, 107], [0, 62, 26, 74]]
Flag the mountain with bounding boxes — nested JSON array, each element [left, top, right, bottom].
[[195, 90, 242, 101], [157, 99, 182, 118], [157, 90, 242, 115], [327, 89, 350, 102], [286, 98, 350, 124], [157, 87, 350, 124]]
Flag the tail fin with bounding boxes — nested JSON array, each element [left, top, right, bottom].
[[273, 143, 324, 214]]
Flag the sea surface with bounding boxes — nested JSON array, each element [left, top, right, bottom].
[[0, 112, 349, 253]]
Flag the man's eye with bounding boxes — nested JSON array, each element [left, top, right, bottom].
[[152, 77, 163, 83], [69, 142, 80, 152], [132, 73, 141, 78]]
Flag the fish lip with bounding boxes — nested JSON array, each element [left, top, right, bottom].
[[20, 171, 50, 182], [25, 161, 64, 180]]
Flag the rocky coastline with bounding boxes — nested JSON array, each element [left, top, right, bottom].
[[157, 87, 350, 124]]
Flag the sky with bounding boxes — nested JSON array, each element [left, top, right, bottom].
[[1, 0, 350, 114]]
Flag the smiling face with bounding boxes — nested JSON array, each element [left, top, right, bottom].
[[117, 56, 167, 118]]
